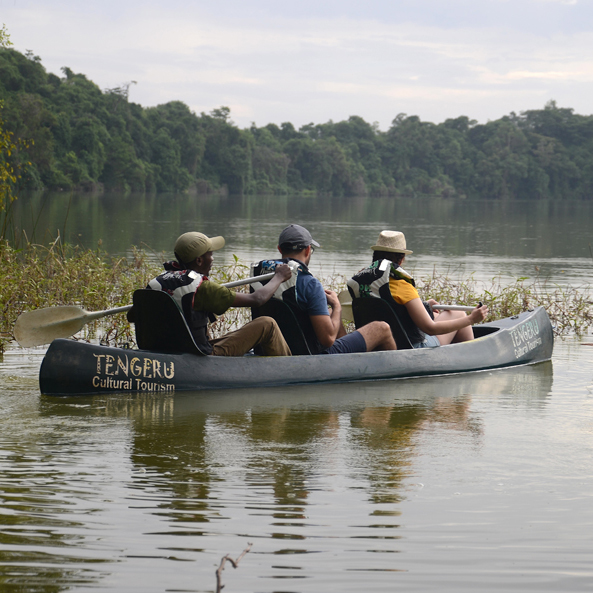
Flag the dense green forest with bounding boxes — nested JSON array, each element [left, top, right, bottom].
[[2, 46, 593, 199]]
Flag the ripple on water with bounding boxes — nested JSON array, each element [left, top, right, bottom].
[[0, 338, 593, 591]]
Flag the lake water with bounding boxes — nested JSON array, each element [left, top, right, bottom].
[[1, 193, 593, 592], [6, 191, 593, 284]]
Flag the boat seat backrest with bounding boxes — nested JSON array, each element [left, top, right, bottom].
[[251, 297, 313, 356], [132, 289, 207, 355], [351, 297, 414, 350]]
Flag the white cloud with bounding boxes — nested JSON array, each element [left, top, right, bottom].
[[2, 1, 593, 128]]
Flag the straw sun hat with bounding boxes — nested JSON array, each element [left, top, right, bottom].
[[370, 230, 413, 255]]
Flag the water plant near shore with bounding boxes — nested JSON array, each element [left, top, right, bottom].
[[1, 242, 591, 353], [0, 239, 158, 351]]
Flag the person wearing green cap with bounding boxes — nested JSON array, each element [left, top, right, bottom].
[[141, 231, 292, 356]]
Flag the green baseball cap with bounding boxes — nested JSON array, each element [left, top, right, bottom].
[[174, 232, 225, 264]]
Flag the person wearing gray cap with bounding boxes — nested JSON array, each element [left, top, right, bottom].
[[253, 224, 396, 355], [140, 231, 292, 356]]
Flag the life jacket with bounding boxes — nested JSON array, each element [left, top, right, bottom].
[[147, 261, 213, 354], [347, 259, 430, 346], [250, 259, 326, 354]]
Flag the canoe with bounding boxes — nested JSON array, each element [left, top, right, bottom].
[[39, 306, 554, 396]]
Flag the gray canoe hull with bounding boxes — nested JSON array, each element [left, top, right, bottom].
[[39, 307, 554, 396]]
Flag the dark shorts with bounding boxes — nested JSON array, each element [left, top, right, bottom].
[[321, 331, 367, 355]]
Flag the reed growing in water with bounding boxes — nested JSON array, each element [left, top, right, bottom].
[[1, 241, 591, 353]]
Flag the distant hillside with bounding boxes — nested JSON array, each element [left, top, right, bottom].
[[2, 47, 593, 199]]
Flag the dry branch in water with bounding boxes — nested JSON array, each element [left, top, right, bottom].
[[215, 542, 253, 593]]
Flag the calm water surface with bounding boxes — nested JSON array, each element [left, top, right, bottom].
[[7, 192, 593, 284], [1, 193, 593, 591], [1, 338, 593, 592]]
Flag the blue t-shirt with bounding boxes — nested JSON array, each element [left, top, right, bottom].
[[269, 259, 366, 355], [296, 270, 367, 355], [295, 274, 330, 317]]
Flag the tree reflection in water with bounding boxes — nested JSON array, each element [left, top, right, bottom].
[[11, 362, 552, 590]]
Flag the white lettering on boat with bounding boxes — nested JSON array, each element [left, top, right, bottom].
[[510, 320, 543, 359], [92, 353, 175, 392]]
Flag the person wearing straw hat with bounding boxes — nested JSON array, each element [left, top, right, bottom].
[[253, 224, 396, 354], [349, 230, 488, 348], [137, 231, 293, 357]]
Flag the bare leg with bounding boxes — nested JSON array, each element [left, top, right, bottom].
[[357, 321, 397, 351], [435, 311, 474, 345]]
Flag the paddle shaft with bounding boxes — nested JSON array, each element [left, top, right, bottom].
[[222, 271, 275, 288], [337, 289, 482, 318], [432, 304, 479, 312], [14, 272, 278, 348], [63, 272, 278, 319]]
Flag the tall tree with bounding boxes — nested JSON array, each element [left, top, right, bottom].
[[0, 24, 21, 216]]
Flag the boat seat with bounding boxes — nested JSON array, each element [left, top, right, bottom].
[[352, 297, 414, 350], [251, 298, 313, 356], [132, 289, 207, 355]]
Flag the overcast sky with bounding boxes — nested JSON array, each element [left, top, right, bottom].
[[2, 0, 593, 130]]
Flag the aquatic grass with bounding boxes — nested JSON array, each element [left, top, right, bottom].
[[1, 245, 591, 353], [0, 243, 263, 351], [417, 267, 593, 336], [0, 239, 162, 351]]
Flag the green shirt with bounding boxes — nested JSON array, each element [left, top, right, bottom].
[[192, 280, 236, 315]]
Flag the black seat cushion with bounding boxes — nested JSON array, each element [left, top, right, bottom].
[[252, 298, 313, 356], [132, 289, 207, 355], [352, 297, 414, 350]]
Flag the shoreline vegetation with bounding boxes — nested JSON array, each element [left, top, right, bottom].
[[3, 47, 593, 201], [1, 241, 591, 354]]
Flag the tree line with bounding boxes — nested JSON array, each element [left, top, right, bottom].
[[2, 46, 593, 199]]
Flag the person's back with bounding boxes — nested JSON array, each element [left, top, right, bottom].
[[147, 260, 213, 351], [258, 224, 397, 355], [348, 257, 429, 346], [136, 231, 293, 357], [251, 257, 326, 354], [352, 230, 488, 349]]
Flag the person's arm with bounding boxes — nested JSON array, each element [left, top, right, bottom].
[[231, 264, 292, 308], [309, 289, 344, 348], [405, 298, 488, 335]]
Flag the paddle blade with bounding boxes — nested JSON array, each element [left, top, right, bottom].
[[14, 306, 88, 348]]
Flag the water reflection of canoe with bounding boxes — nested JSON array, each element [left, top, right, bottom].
[[39, 306, 554, 396]]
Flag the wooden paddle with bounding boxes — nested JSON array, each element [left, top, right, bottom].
[[14, 272, 276, 348]]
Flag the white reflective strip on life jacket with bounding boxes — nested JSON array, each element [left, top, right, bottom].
[[347, 259, 390, 299], [148, 270, 204, 310], [250, 260, 300, 301]]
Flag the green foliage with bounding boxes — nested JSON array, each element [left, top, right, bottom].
[[1, 244, 591, 353], [0, 25, 16, 214], [3, 46, 593, 198], [416, 268, 593, 335], [0, 24, 11, 49], [0, 240, 156, 350], [0, 26, 33, 241], [0, 243, 258, 352], [0, 105, 18, 213]]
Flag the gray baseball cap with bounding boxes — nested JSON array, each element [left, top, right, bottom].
[[278, 224, 320, 250]]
